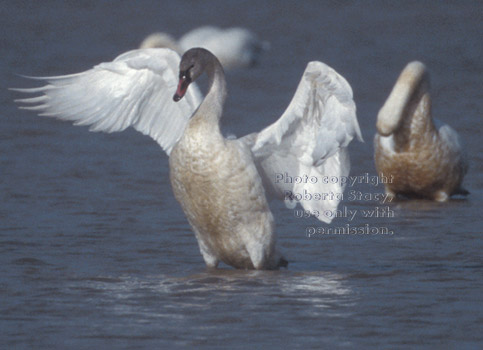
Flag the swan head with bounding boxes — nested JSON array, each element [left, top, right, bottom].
[[173, 48, 218, 102], [377, 61, 430, 136]]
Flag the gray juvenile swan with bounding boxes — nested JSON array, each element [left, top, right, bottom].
[[13, 48, 362, 269], [374, 61, 468, 202]]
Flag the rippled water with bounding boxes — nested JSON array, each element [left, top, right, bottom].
[[1, 1, 482, 349]]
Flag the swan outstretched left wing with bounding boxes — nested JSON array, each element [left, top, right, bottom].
[[243, 61, 363, 223], [12, 48, 202, 155]]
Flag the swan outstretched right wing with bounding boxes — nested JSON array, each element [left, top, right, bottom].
[[12, 48, 202, 155], [243, 61, 362, 223]]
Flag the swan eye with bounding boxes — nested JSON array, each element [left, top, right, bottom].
[[179, 64, 195, 80], [179, 65, 194, 80]]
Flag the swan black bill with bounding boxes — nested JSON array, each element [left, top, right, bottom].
[[173, 76, 191, 102]]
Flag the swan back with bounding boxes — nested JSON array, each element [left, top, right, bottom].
[[139, 32, 181, 52], [178, 26, 268, 69], [140, 26, 268, 70]]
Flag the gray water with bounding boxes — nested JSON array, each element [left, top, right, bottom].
[[1, 1, 482, 349]]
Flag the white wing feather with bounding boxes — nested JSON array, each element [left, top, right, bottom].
[[12, 48, 202, 155], [243, 61, 363, 223]]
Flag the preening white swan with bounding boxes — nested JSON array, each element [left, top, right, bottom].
[[140, 26, 269, 69], [12, 48, 362, 269], [374, 61, 468, 202]]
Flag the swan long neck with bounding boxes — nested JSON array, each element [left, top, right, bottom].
[[393, 92, 434, 150], [195, 57, 227, 126], [376, 61, 435, 142]]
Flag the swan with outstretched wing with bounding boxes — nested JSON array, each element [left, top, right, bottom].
[[13, 47, 362, 269]]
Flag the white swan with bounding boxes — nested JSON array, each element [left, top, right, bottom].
[[140, 26, 269, 69], [374, 61, 468, 202], [12, 48, 362, 269]]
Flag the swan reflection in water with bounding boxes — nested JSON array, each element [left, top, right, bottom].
[[74, 270, 354, 319]]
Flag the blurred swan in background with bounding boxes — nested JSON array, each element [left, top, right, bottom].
[[374, 61, 468, 202], [140, 26, 269, 69], [13, 47, 362, 269]]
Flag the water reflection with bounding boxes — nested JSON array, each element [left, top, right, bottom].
[[70, 269, 354, 320]]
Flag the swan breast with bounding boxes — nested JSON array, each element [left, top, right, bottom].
[[169, 121, 275, 269]]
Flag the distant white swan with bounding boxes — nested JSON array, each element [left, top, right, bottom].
[[140, 26, 269, 69], [13, 48, 362, 269], [374, 61, 468, 202]]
